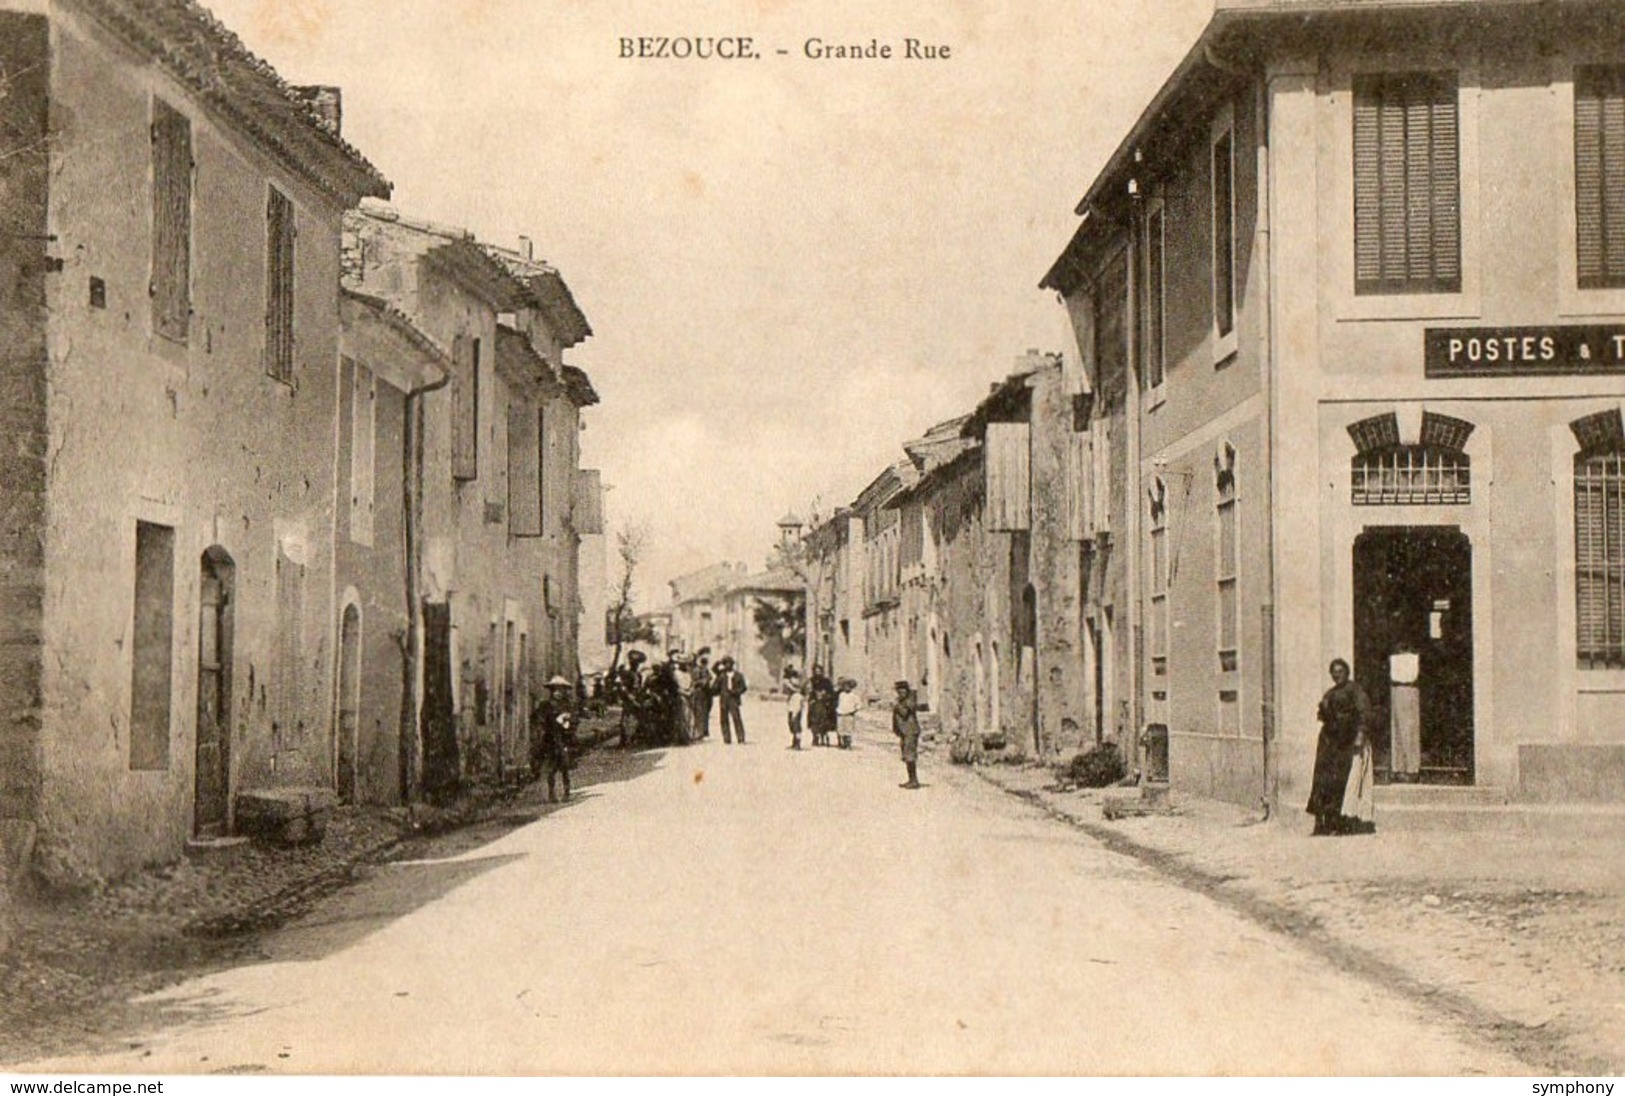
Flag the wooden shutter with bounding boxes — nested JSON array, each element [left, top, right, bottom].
[[1093, 418, 1113, 534], [1353, 73, 1459, 295], [452, 336, 479, 481], [1066, 430, 1094, 541], [985, 422, 1031, 532], [151, 100, 191, 342], [574, 469, 604, 535], [350, 362, 376, 544], [265, 188, 295, 381], [1575, 66, 1625, 289], [508, 399, 542, 536]]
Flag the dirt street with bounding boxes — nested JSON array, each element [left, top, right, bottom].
[[10, 697, 1531, 1075]]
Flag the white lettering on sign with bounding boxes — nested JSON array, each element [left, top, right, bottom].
[[1446, 336, 1558, 364]]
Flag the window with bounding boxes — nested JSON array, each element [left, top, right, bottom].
[[1575, 65, 1625, 289], [1211, 121, 1235, 341], [151, 100, 191, 343], [1574, 410, 1625, 668], [265, 187, 295, 382], [1353, 72, 1461, 295], [1093, 249, 1129, 407], [350, 361, 376, 545], [1145, 203, 1166, 389], [452, 335, 480, 481], [130, 521, 176, 770], [1149, 478, 1169, 681], [1349, 412, 1474, 505], [1216, 459, 1239, 674]]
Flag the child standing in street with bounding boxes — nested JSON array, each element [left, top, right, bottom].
[[784, 667, 805, 750], [835, 678, 861, 750], [892, 680, 922, 789]]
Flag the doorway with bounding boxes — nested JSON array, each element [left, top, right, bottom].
[[1353, 527, 1475, 784], [335, 603, 360, 804], [194, 548, 234, 837]]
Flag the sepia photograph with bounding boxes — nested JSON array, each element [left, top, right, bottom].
[[0, 0, 1622, 1079]]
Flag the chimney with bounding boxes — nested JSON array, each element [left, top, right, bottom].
[[292, 86, 343, 135], [518, 235, 535, 261]]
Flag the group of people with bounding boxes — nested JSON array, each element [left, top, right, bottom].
[[608, 646, 748, 749], [782, 666, 923, 789]]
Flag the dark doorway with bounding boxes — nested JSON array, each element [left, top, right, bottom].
[[1353, 527, 1474, 784], [335, 604, 360, 805], [421, 600, 460, 801], [195, 547, 233, 836]]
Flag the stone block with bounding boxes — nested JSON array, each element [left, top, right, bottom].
[[235, 786, 337, 846]]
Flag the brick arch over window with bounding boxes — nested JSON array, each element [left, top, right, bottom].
[[1348, 411, 1473, 505], [1572, 408, 1625, 668]]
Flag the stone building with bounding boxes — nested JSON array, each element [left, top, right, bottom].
[[667, 562, 802, 689], [851, 461, 917, 701], [1043, 0, 1625, 812], [804, 510, 863, 685], [0, 0, 388, 884], [341, 205, 594, 797]]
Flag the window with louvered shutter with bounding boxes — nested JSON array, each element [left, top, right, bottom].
[[1145, 205, 1166, 388], [265, 188, 295, 382], [1576, 446, 1625, 668], [508, 399, 541, 536], [1353, 72, 1460, 295], [452, 336, 479, 481], [1211, 126, 1235, 339], [151, 100, 191, 343], [1575, 66, 1625, 289]]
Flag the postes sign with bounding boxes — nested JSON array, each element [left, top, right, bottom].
[[1425, 326, 1625, 377]]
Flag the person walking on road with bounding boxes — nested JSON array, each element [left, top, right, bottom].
[[892, 679, 922, 789], [783, 666, 805, 750], [835, 678, 860, 749], [535, 675, 579, 803], [1307, 658, 1373, 836], [714, 656, 748, 744]]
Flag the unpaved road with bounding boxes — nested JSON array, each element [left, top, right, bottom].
[[13, 698, 1528, 1075]]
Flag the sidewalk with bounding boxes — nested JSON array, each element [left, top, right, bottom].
[[968, 759, 1625, 1074], [0, 715, 622, 1064]]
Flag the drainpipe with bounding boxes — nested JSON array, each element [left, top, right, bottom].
[[401, 366, 451, 816], [1125, 177, 1145, 776], [1255, 74, 1279, 822]]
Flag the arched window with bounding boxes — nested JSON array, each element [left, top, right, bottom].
[[1349, 411, 1473, 505], [1573, 409, 1625, 668]]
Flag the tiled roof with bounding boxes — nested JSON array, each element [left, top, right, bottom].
[[486, 246, 593, 349], [562, 365, 600, 408], [83, 0, 390, 203]]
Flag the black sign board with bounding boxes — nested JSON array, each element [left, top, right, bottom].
[[1425, 325, 1625, 377]]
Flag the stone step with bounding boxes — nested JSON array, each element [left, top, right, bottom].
[[235, 786, 338, 846], [1374, 800, 1625, 835], [1373, 784, 1509, 807]]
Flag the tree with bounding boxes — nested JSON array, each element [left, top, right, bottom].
[[605, 522, 650, 677], [752, 593, 806, 678]]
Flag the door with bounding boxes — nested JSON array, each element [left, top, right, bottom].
[[335, 604, 360, 804], [194, 549, 233, 837], [1353, 527, 1475, 784]]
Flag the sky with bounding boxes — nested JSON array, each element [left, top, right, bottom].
[[207, 0, 1216, 606]]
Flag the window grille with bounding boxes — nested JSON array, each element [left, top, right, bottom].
[[1351, 446, 1470, 505], [1576, 446, 1625, 668]]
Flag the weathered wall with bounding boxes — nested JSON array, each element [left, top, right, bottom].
[[0, 13, 51, 867], [1029, 368, 1089, 759], [34, 9, 346, 883]]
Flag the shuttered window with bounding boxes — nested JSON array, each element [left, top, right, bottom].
[[1211, 126, 1235, 340], [151, 100, 191, 343], [1353, 72, 1460, 295], [985, 422, 1031, 532], [574, 469, 605, 535], [452, 336, 480, 481], [1066, 429, 1094, 541], [1576, 444, 1625, 669], [1094, 250, 1129, 407], [1145, 205, 1167, 388], [349, 361, 376, 544], [1575, 66, 1625, 289], [508, 399, 542, 536], [1149, 478, 1168, 680], [265, 187, 295, 382]]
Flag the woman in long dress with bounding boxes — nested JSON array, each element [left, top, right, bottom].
[[1307, 658, 1372, 836]]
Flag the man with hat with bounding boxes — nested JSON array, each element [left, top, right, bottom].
[[713, 655, 748, 744], [533, 674, 579, 802], [690, 647, 715, 741]]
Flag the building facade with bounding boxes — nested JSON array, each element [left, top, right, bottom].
[[1044, 0, 1625, 810], [0, 0, 389, 884]]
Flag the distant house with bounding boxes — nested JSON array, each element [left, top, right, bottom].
[[668, 562, 803, 688]]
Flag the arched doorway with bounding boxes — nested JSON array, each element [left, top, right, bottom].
[[335, 603, 361, 804], [195, 548, 234, 837]]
